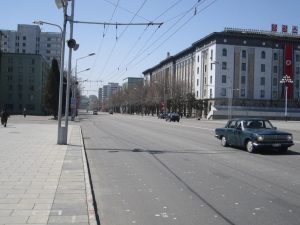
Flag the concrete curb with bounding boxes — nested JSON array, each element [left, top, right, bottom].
[[80, 127, 98, 225]]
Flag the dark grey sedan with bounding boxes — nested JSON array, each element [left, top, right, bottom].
[[215, 118, 294, 153]]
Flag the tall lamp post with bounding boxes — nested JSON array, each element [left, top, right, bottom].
[[33, 16, 67, 144], [280, 75, 293, 121], [71, 53, 95, 120]]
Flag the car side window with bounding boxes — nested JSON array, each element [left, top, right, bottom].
[[236, 121, 242, 129], [227, 121, 236, 128]]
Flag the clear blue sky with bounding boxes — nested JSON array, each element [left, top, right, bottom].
[[1, 0, 299, 96]]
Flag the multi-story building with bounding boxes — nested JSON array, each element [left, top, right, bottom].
[[0, 24, 61, 66], [122, 77, 144, 90], [101, 82, 120, 103], [143, 28, 300, 119], [0, 52, 49, 115]]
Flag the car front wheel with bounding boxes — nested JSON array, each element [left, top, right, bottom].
[[246, 140, 255, 153], [221, 136, 228, 147]]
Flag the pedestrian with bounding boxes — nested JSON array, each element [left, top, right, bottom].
[[23, 108, 27, 118], [1, 109, 9, 127]]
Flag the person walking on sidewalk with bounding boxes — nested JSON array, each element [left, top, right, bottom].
[[1, 109, 9, 127], [23, 108, 27, 118]]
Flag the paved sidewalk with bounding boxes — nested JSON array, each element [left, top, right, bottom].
[[0, 117, 96, 225]]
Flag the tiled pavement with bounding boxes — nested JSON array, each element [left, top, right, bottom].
[[0, 117, 96, 225]]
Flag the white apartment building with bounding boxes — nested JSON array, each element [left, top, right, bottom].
[[143, 28, 300, 118], [0, 24, 61, 66]]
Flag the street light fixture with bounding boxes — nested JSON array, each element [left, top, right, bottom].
[[71, 53, 95, 119], [33, 17, 67, 144], [280, 75, 293, 121]]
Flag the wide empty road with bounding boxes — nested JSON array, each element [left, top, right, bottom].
[[81, 113, 300, 225]]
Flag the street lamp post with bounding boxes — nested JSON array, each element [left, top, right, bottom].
[[71, 53, 95, 120], [33, 14, 67, 144], [280, 75, 293, 121]]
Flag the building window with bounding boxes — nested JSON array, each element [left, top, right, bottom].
[[15, 42, 19, 46], [241, 63, 246, 71], [273, 66, 278, 73], [210, 76, 212, 84], [22, 43, 26, 47], [197, 79, 199, 86], [22, 49, 26, 53], [23, 36, 26, 40], [242, 50, 246, 58], [222, 62, 227, 70], [197, 55, 199, 62], [241, 89, 245, 97], [273, 77, 278, 86], [8, 67, 13, 73], [46, 50, 51, 54], [260, 90, 265, 98], [274, 52, 278, 60], [296, 67, 300, 75], [204, 77, 207, 85], [196, 91, 199, 97], [204, 65, 207, 72], [197, 67, 199, 74], [221, 88, 226, 96], [209, 89, 212, 98], [261, 64, 265, 72], [222, 48, 227, 56], [296, 54, 300, 62], [31, 59, 35, 65], [260, 77, 265, 85], [261, 51, 266, 59], [47, 37, 51, 41], [47, 43, 51, 47], [210, 49, 213, 60], [221, 75, 227, 83], [241, 76, 246, 84], [272, 91, 277, 98], [295, 80, 299, 88]]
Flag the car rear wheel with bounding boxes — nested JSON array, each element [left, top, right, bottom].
[[221, 136, 228, 147], [246, 140, 255, 153]]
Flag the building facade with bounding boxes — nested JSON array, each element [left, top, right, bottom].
[[0, 24, 61, 66], [0, 53, 49, 115], [122, 77, 144, 90], [143, 28, 300, 118]]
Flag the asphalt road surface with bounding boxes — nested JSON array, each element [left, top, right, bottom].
[[80, 113, 300, 225]]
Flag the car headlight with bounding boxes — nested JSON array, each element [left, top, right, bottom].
[[287, 135, 293, 141], [257, 135, 264, 141]]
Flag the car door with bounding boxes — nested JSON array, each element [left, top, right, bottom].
[[226, 120, 237, 145], [233, 121, 243, 147]]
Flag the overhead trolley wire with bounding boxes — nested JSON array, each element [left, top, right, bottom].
[[105, 0, 218, 82]]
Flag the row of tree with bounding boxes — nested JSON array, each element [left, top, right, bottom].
[[106, 82, 209, 118], [43, 59, 80, 118]]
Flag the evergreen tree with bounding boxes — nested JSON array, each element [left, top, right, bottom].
[[44, 59, 60, 118]]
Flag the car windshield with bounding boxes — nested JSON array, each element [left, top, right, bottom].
[[244, 120, 274, 129]]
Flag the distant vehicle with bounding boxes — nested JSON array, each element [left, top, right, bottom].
[[93, 110, 98, 115], [166, 113, 180, 122], [158, 112, 168, 119], [215, 118, 294, 153], [109, 109, 113, 114]]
